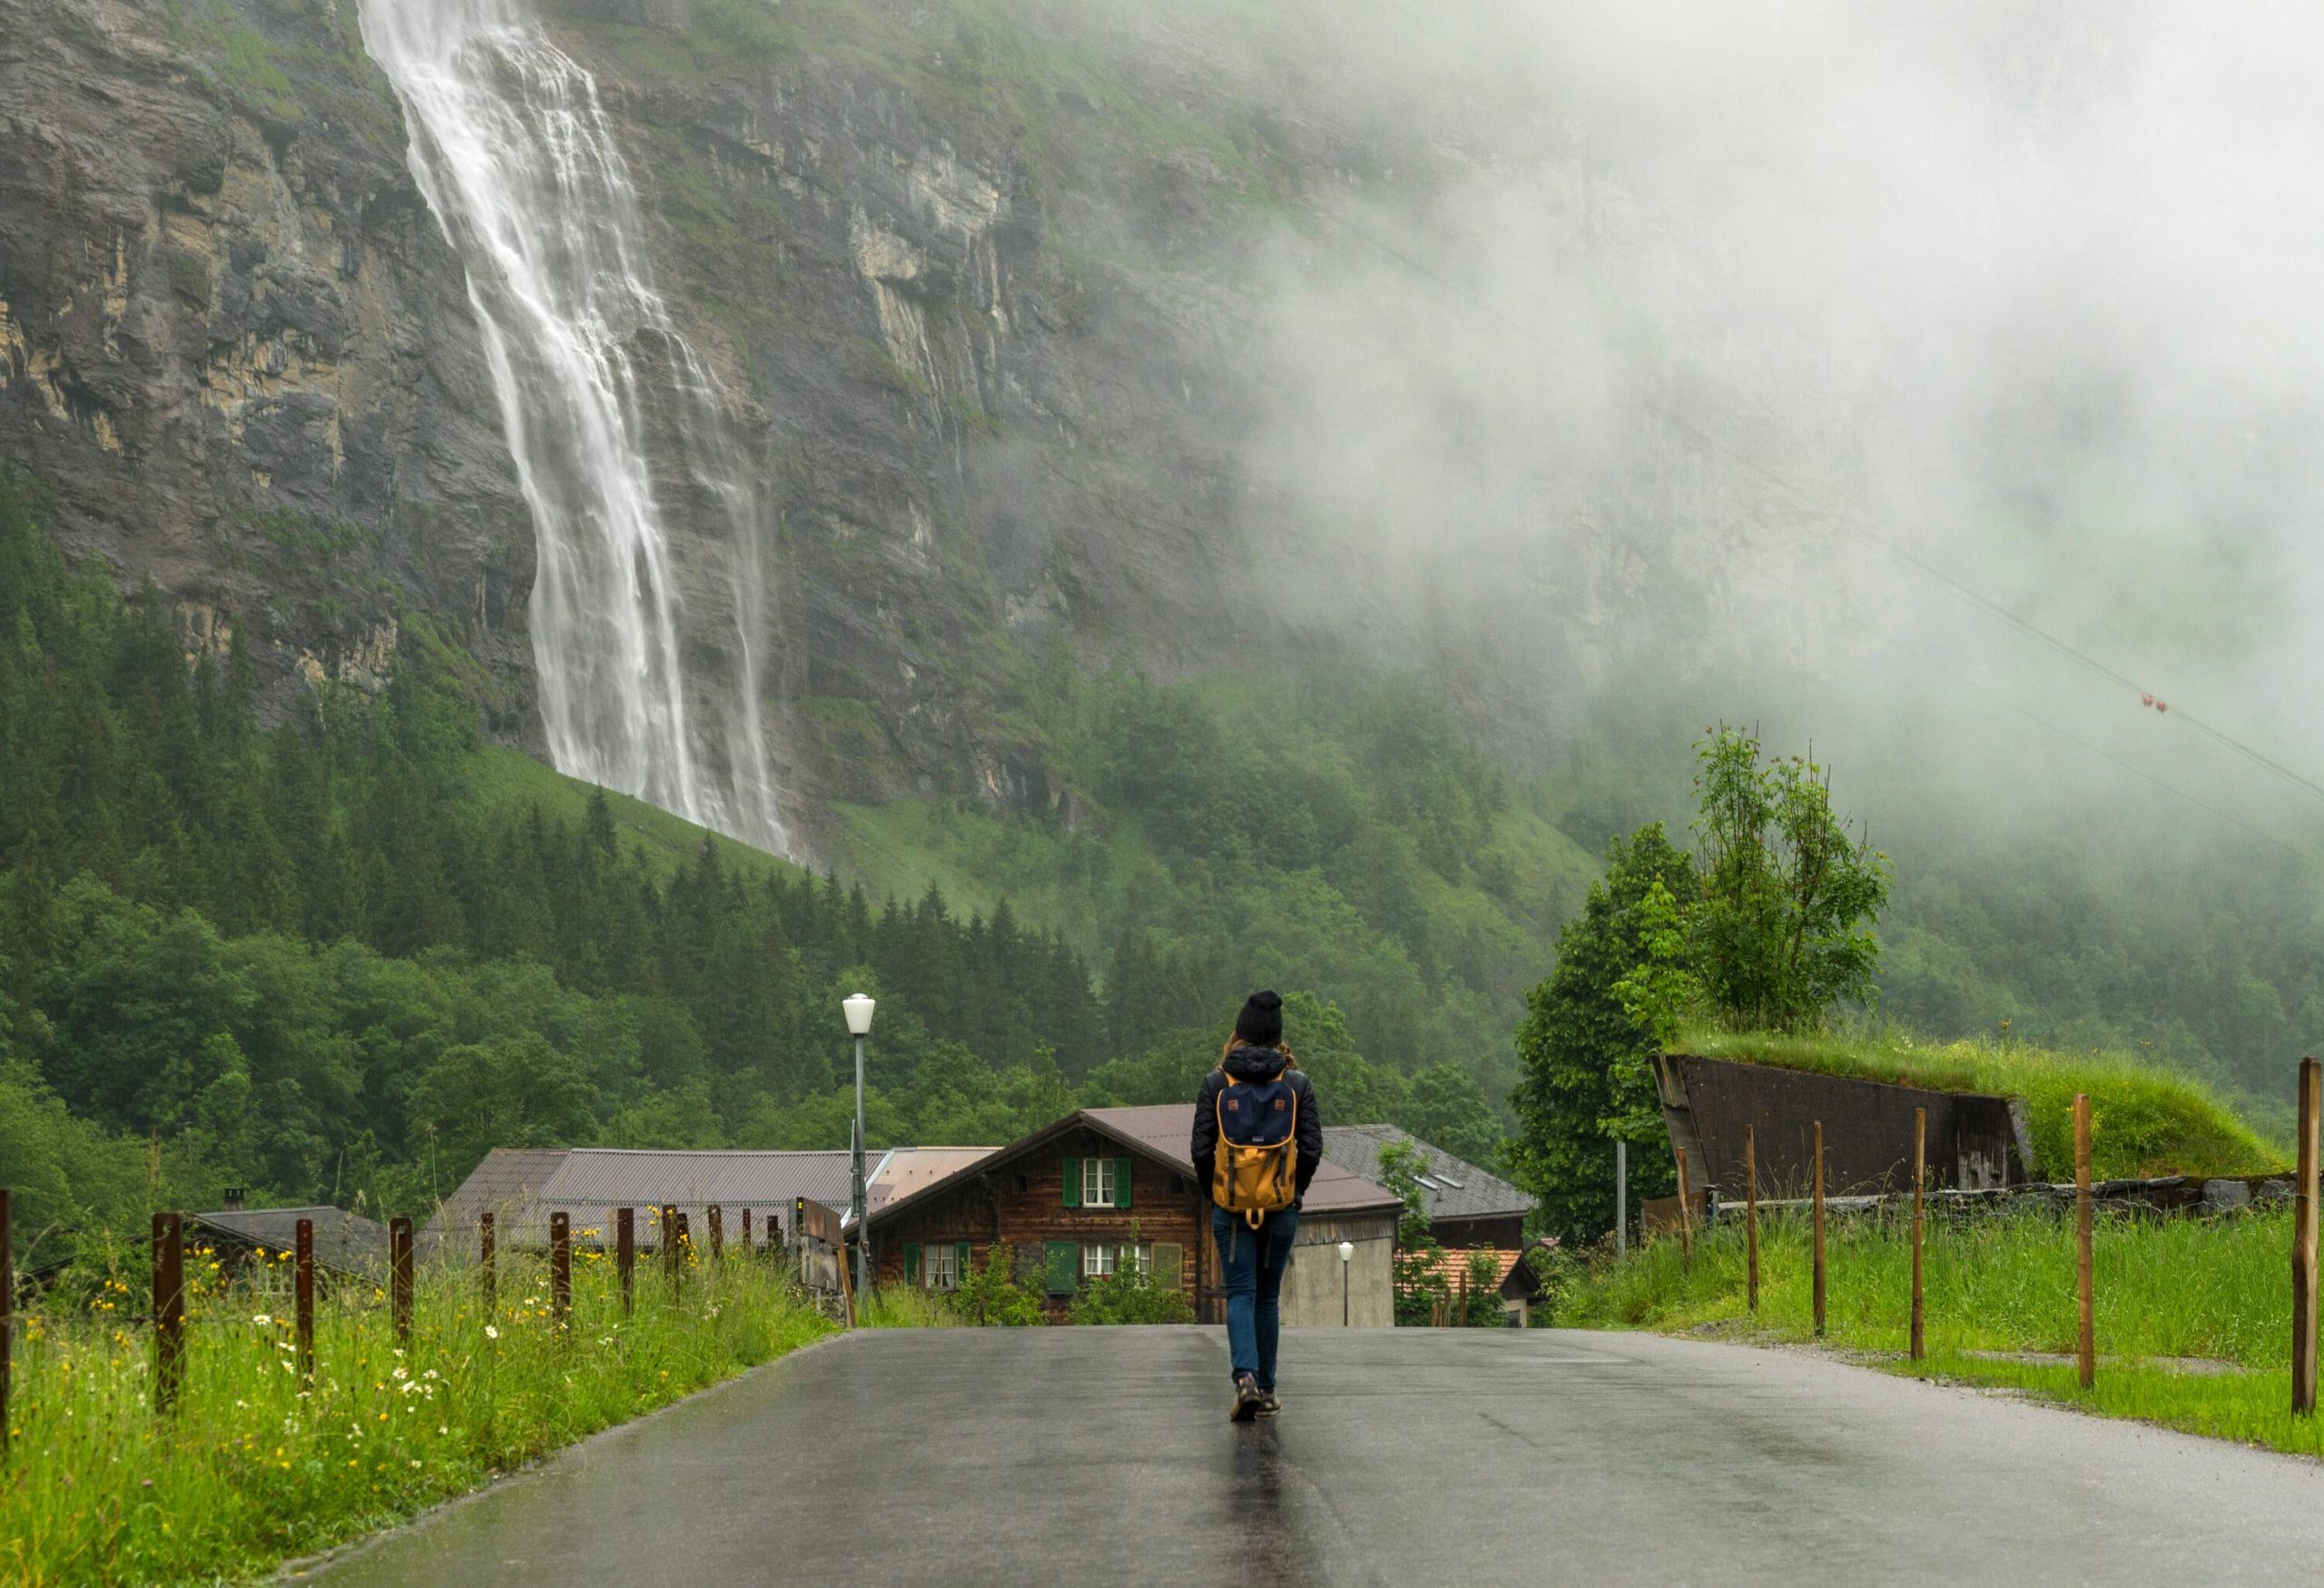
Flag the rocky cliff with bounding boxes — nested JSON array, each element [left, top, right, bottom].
[[0, 0, 1624, 856], [0, 0, 537, 732]]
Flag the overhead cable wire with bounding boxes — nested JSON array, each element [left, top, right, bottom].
[[1731, 566, 2320, 867], [1304, 202, 2324, 814]]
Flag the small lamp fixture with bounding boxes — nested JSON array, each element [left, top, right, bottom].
[[842, 992, 877, 1036], [1338, 1240, 1354, 1264]]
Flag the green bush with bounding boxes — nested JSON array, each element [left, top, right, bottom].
[[952, 1242, 1048, 1326], [1068, 1261, 1194, 1325]]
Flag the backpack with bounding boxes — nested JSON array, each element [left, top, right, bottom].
[[1211, 1069, 1299, 1227]]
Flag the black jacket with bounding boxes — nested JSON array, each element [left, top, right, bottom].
[[1191, 1044, 1323, 1209]]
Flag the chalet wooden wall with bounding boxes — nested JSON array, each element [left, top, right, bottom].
[[874, 1127, 1208, 1318]]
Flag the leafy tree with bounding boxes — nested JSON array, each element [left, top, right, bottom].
[[409, 1032, 603, 1182], [1507, 824, 1696, 1246], [1376, 1137, 1448, 1326], [1687, 726, 1891, 1032]]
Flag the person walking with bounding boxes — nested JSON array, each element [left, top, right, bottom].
[[1192, 990, 1322, 1422]]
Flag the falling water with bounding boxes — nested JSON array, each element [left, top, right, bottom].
[[362, 0, 788, 854]]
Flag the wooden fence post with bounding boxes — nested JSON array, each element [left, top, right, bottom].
[[664, 1206, 683, 1299], [479, 1211, 497, 1317], [708, 1204, 724, 1262], [0, 1187, 10, 1460], [740, 1207, 753, 1255], [2295, 1058, 2319, 1416], [1455, 1267, 1469, 1327], [549, 1212, 571, 1327], [1811, 1120, 1827, 1338], [835, 1221, 857, 1328], [1744, 1126, 1759, 1314], [617, 1207, 635, 1316], [1674, 1146, 1693, 1271], [390, 1217, 414, 1344], [1911, 1107, 1926, 1363], [2074, 1092, 2094, 1391], [153, 1211, 185, 1413], [294, 1217, 315, 1384]]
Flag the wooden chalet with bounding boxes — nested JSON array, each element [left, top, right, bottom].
[[861, 1105, 1403, 1324]]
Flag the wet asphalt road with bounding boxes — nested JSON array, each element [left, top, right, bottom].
[[305, 1327, 2324, 1586]]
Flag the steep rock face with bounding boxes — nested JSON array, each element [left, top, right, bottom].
[[528, 7, 1281, 829], [0, 0, 534, 732], [1, 0, 1642, 856]]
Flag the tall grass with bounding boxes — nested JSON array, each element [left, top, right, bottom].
[[0, 1242, 833, 1586], [1561, 1208, 2324, 1456], [859, 1283, 964, 1327], [1684, 1025, 2282, 1178]]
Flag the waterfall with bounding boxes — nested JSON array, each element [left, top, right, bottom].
[[362, 0, 789, 855]]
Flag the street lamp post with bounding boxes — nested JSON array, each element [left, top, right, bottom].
[[843, 992, 876, 1301], [1339, 1239, 1354, 1327]]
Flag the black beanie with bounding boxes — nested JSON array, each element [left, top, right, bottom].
[[1234, 990, 1285, 1049]]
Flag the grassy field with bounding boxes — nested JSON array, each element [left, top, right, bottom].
[[468, 744, 804, 884], [1559, 1206, 2324, 1457], [0, 1238, 832, 1585], [1683, 1025, 2285, 1179]]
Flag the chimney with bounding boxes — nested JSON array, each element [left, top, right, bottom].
[[222, 1188, 245, 1213]]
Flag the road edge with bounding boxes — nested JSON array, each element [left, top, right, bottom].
[[269, 1327, 868, 1583]]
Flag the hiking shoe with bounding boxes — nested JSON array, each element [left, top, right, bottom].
[[1231, 1374, 1263, 1422], [1255, 1391, 1283, 1419]]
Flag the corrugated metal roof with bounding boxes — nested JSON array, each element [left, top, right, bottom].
[[1321, 1125, 1531, 1222], [422, 1148, 856, 1254], [419, 1147, 568, 1256], [1085, 1105, 1405, 1215], [543, 1148, 854, 1209]]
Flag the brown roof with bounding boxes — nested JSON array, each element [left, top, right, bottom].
[[1084, 1105, 1405, 1216], [864, 1105, 1403, 1232], [871, 1148, 998, 1209]]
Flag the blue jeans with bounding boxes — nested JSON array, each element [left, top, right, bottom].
[[1212, 1205, 1299, 1391]]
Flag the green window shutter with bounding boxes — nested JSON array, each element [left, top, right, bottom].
[[1154, 1241, 1183, 1290], [1061, 1158, 1082, 1208], [1113, 1159, 1133, 1210], [954, 1241, 971, 1287], [1044, 1240, 1078, 1295], [903, 1241, 921, 1285]]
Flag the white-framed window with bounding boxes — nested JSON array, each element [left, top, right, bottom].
[[923, 1243, 959, 1289], [1081, 1158, 1118, 1208], [1082, 1241, 1151, 1278]]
